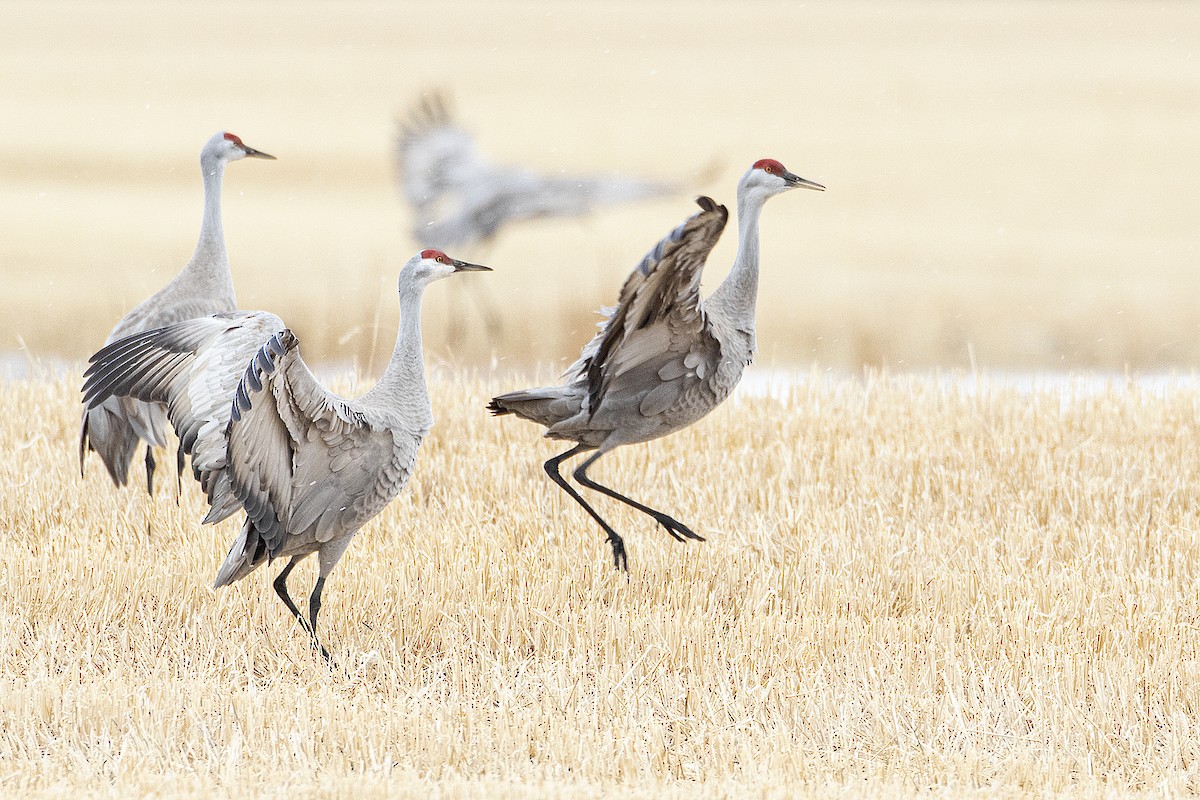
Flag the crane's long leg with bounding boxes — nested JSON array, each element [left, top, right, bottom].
[[273, 557, 306, 628], [307, 576, 333, 664], [544, 444, 628, 571], [144, 445, 156, 496], [175, 443, 185, 505], [273, 557, 334, 664], [573, 451, 705, 544]]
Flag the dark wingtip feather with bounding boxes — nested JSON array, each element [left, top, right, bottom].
[[227, 329, 296, 427]]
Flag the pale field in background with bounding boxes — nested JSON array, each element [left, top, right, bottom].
[[5, 3, 1200, 798], [2, 1, 1198, 371], [3, 372, 1200, 797]]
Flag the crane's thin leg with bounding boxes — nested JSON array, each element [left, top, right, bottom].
[[175, 443, 185, 505], [307, 576, 334, 665], [544, 445, 628, 571], [273, 558, 336, 665], [573, 451, 705, 544], [144, 446, 156, 496], [273, 557, 307, 628]]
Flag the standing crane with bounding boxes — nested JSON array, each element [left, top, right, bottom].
[[79, 131, 275, 495], [488, 159, 824, 570], [82, 250, 491, 662]]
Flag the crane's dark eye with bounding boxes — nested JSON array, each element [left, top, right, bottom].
[[765, 165, 776, 174], [436, 256, 445, 263]]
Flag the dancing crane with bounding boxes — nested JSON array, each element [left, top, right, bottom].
[[83, 250, 491, 661], [488, 159, 823, 570]]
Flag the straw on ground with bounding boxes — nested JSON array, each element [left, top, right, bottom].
[[2, 370, 1198, 797]]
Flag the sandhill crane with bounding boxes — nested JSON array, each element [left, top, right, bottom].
[[395, 92, 684, 344], [488, 159, 824, 571], [79, 131, 275, 495], [82, 250, 491, 662], [395, 92, 676, 251]]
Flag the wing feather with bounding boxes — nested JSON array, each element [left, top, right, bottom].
[[395, 92, 675, 250], [81, 311, 287, 504], [223, 335, 421, 562], [564, 197, 728, 417]]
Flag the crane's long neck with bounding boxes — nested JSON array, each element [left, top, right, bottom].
[[365, 283, 433, 430], [178, 154, 235, 304], [709, 188, 766, 331]]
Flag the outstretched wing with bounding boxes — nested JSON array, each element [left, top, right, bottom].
[[81, 311, 286, 504], [564, 196, 729, 417], [396, 92, 676, 250], [219, 333, 420, 566], [395, 92, 496, 225]]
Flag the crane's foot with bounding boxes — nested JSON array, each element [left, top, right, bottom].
[[652, 513, 704, 543], [307, 632, 339, 670], [607, 533, 629, 572]]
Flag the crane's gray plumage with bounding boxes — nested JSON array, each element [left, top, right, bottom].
[[82, 250, 490, 661], [488, 159, 824, 570], [79, 131, 274, 494], [395, 92, 675, 250]]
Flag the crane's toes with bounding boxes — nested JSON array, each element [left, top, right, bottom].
[[310, 637, 342, 671], [607, 534, 629, 572], [655, 514, 704, 543]]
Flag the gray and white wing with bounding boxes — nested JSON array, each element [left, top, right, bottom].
[[396, 92, 676, 250], [220, 335, 421, 567], [424, 171, 674, 251], [81, 311, 285, 503], [503, 173, 674, 221], [104, 293, 236, 345], [562, 196, 729, 417], [395, 92, 496, 225]]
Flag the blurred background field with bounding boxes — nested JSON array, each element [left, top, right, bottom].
[[6, 4, 1200, 796], [3, 1, 1198, 374]]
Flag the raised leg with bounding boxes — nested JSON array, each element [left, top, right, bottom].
[[144, 445, 156, 496], [544, 444, 628, 571], [573, 451, 704, 544], [272, 557, 306, 628]]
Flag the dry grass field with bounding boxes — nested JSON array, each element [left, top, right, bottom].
[[3, 370, 1200, 797], [2, 1, 1199, 371], [5, 1, 1200, 797]]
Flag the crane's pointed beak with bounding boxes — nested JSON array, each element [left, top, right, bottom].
[[784, 172, 824, 191], [242, 146, 277, 160], [452, 259, 492, 273]]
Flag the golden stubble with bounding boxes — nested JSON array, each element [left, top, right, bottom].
[[2, 369, 1199, 797]]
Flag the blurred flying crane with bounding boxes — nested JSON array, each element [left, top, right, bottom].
[[395, 92, 686, 343], [83, 250, 491, 662], [395, 92, 676, 251], [488, 159, 824, 570], [79, 131, 275, 495]]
